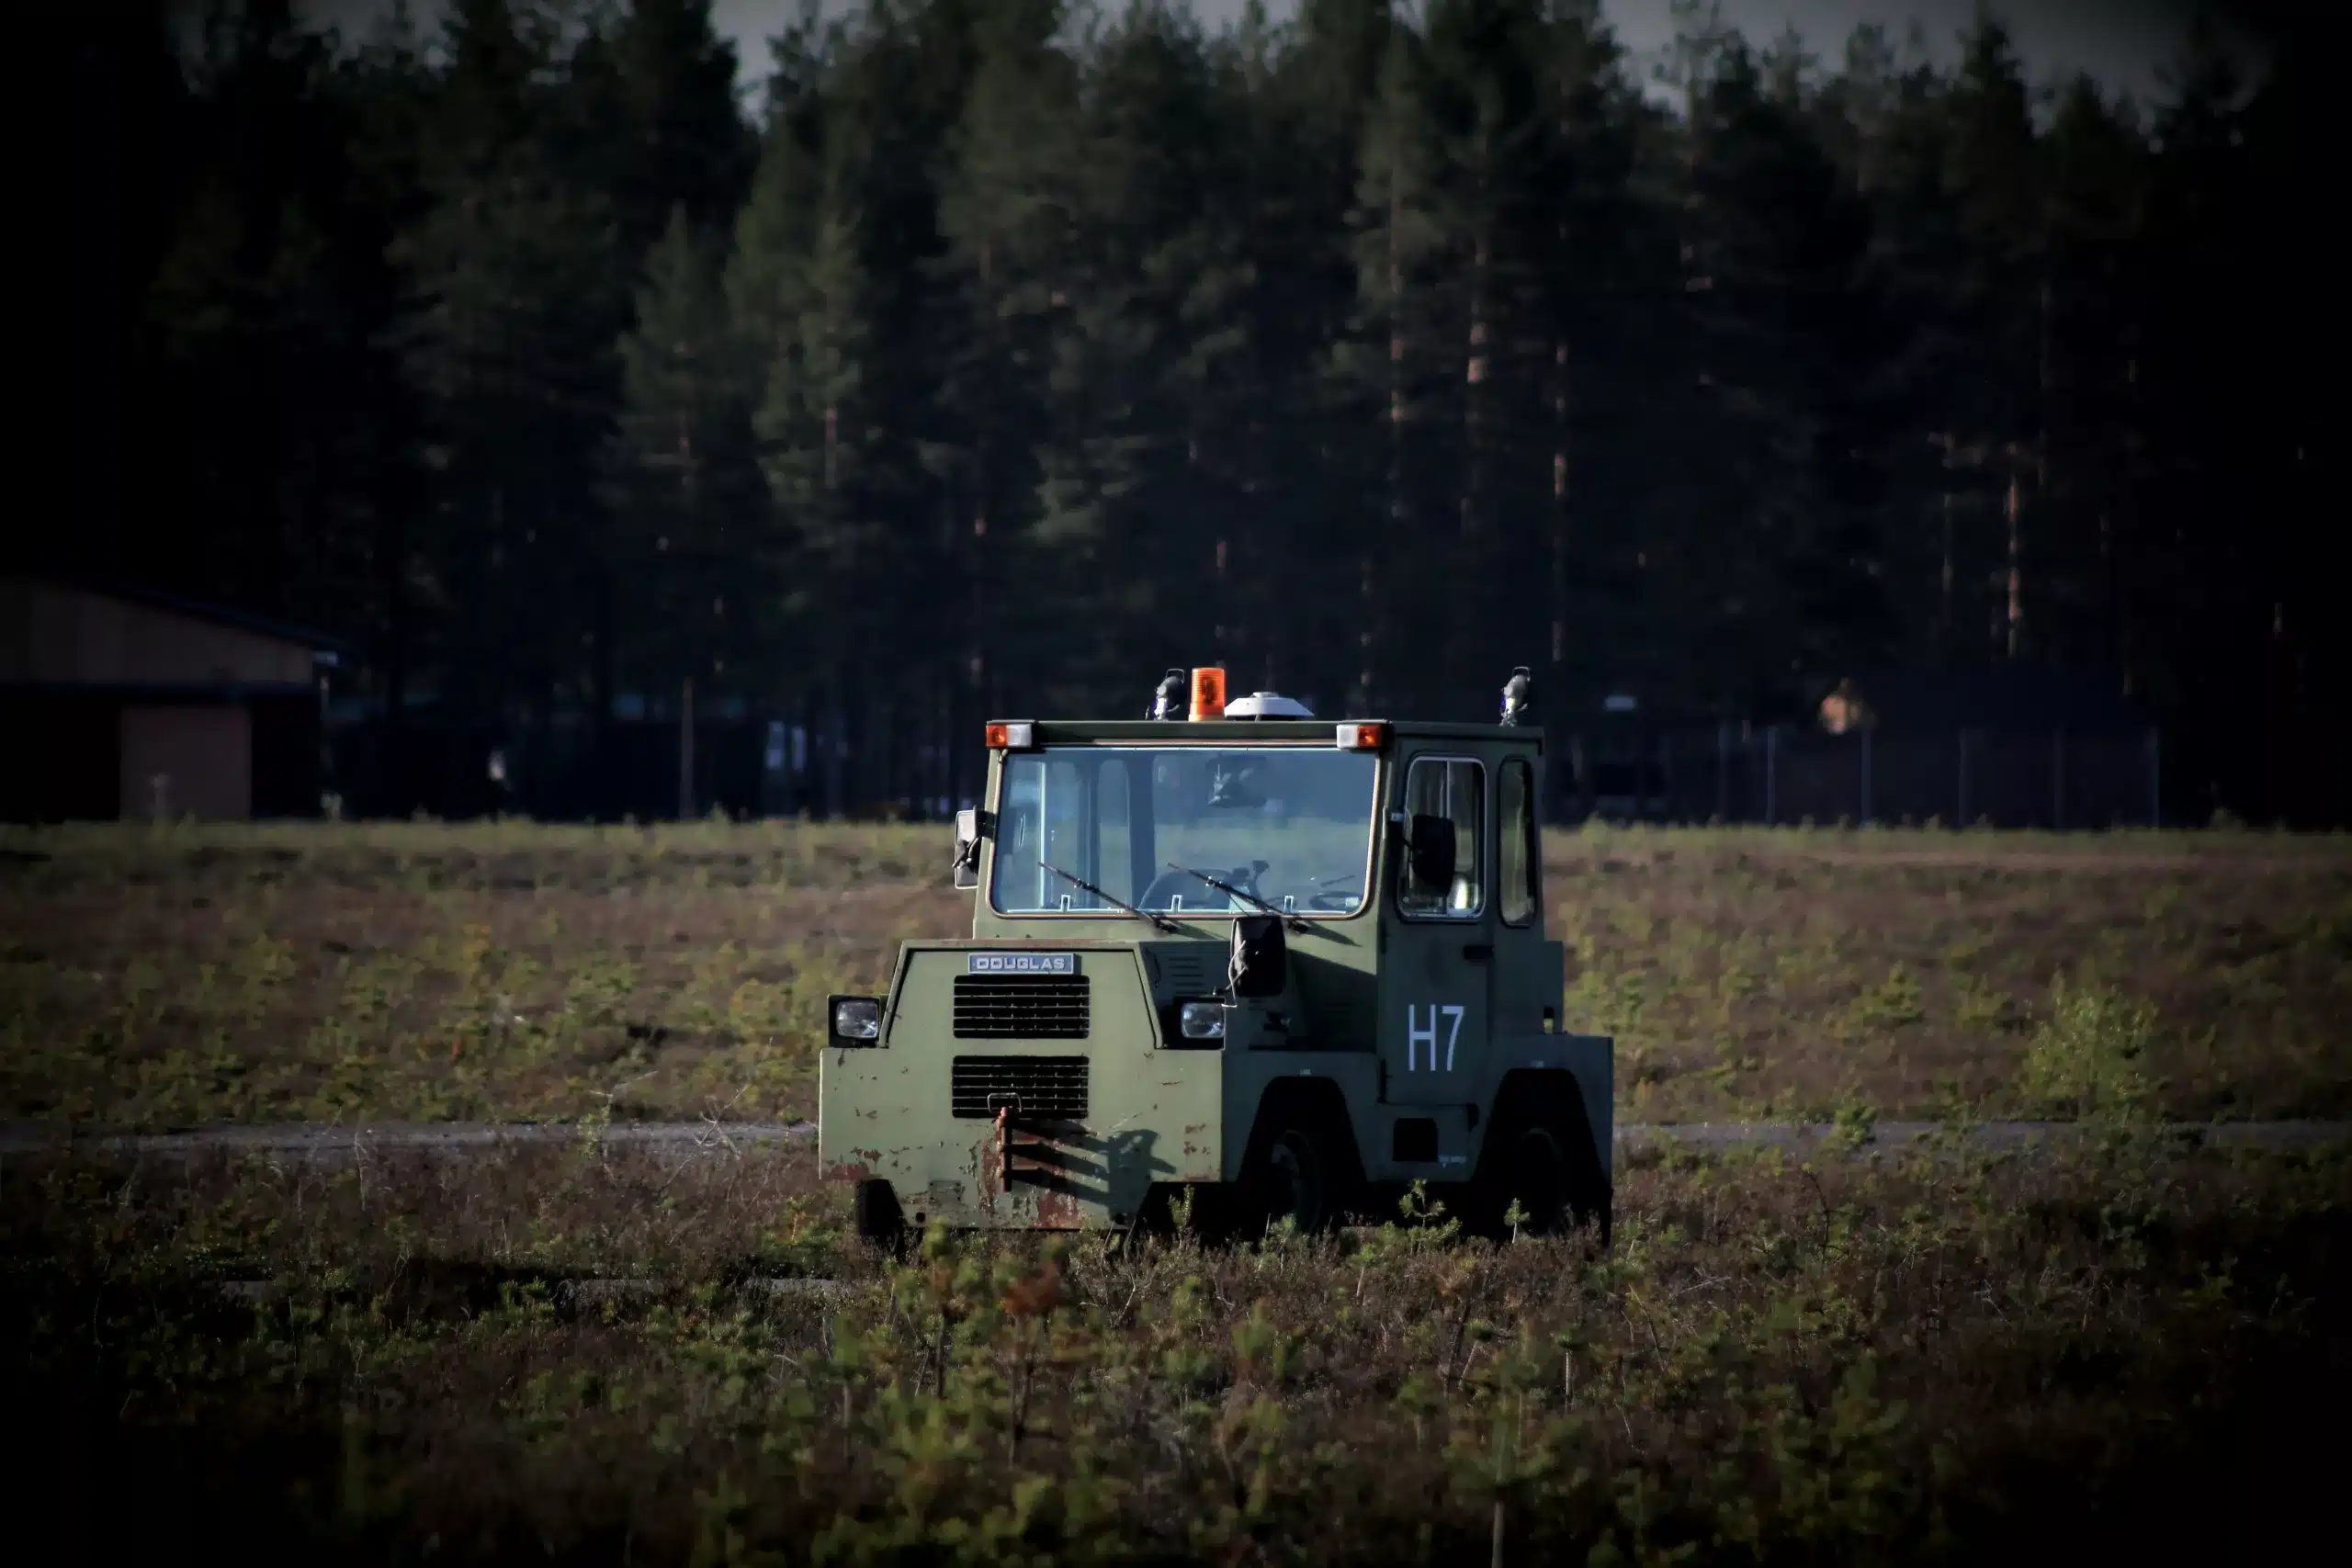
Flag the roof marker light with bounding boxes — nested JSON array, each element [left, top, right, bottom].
[[1189, 667, 1227, 721], [1338, 722, 1387, 751], [985, 721, 1035, 750]]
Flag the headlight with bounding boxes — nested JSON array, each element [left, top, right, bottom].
[[830, 996, 882, 1044], [1179, 1001, 1226, 1040]]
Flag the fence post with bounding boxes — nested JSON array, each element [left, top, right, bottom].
[[1765, 724, 1779, 826], [678, 675, 695, 821], [2052, 727, 2064, 830], [1860, 727, 1873, 824], [1716, 721, 1730, 822], [1957, 730, 1970, 828]]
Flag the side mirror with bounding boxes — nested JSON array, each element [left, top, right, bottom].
[[1227, 913, 1287, 998], [1406, 813, 1456, 895], [952, 807, 984, 889]]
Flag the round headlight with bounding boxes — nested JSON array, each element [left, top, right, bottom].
[[1179, 1001, 1226, 1040]]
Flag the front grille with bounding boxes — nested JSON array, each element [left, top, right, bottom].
[[952, 1055, 1090, 1120], [953, 975, 1090, 1039]]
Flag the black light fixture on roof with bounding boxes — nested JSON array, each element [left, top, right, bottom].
[[1150, 668, 1187, 720], [1500, 666, 1533, 727]]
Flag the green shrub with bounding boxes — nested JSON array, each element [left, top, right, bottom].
[[2020, 976, 2159, 1122]]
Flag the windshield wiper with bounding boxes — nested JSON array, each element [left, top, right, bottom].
[[1166, 863, 1311, 933], [1040, 861, 1179, 933]]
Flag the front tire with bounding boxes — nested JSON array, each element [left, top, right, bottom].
[[853, 1179, 905, 1251], [1236, 1101, 1362, 1238]]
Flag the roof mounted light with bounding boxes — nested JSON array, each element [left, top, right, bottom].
[[1150, 669, 1187, 720], [1500, 666, 1532, 727], [985, 721, 1035, 750], [1338, 722, 1387, 751], [1188, 667, 1227, 721], [1225, 691, 1314, 719]]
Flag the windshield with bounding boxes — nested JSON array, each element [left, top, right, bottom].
[[990, 746, 1377, 918]]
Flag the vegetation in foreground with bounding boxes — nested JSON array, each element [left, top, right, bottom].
[[6, 1134, 2345, 1564], [4, 821, 2347, 1128]]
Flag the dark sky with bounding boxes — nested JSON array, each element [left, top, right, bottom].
[[293, 0, 2268, 110]]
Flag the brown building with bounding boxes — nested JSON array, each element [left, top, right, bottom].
[[2, 575, 340, 822]]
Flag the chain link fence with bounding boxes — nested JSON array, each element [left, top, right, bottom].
[[1554, 725, 2164, 829]]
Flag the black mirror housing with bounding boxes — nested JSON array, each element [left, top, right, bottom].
[[1227, 913, 1287, 998], [952, 807, 987, 889]]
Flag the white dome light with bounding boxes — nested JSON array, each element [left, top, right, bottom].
[[1222, 692, 1314, 719]]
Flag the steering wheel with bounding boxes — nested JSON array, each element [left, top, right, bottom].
[[1305, 874, 1362, 911]]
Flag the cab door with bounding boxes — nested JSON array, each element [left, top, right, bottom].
[[1489, 750, 1564, 1043], [1381, 753, 1493, 1106]]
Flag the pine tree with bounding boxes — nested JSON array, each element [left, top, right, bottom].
[[1526, 0, 1647, 734], [1941, 15, 2042, 662], [607, 207, 760, 716], [1332, 22, 1446, 716], [1026, 1, 1227, 713], [933, 0, 1080, 726]]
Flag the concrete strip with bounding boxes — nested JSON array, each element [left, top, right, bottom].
[[6, 1118, 2346, 1162], [0, 1120, 814, 1159], [209, 1274, 856, 1307]]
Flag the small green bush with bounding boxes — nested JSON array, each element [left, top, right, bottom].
[[2021, 976, 2159, 1122]]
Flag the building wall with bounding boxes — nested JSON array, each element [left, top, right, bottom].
[[0, 578, 314, 687], [2, 579, 327, 823], [119, 705, 253, 819]]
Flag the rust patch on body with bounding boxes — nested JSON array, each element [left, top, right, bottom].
[[1033, 1187, 1083, 1229], [971, 1126, 1003, 1216], [821, 1162, 871, 1183]]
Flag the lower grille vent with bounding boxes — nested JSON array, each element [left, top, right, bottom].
[[953, 975, 1090, 1039], [952, 1056, 1090, 1121]]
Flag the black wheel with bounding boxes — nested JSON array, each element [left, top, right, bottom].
[[854, 1179, 905, 1251], [1237, 1100, 1363, 1238], [1472, 1084, 1611, 1246], [1265, 1125, 1329, 1229]]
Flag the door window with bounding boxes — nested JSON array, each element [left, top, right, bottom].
[[1398, 757, 1484, 918], [1498, 756, 1538, 926]]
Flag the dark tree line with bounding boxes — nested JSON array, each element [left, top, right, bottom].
[[28, 0, 2341, 822]]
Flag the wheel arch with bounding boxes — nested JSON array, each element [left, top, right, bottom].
[[1480, 1067, 1608, 1191], [1239, 1076, 1370, 1193]]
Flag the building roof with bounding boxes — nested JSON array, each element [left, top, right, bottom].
[[19, 571, 347, 658]]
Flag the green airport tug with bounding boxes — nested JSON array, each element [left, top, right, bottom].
[[818, 667, 1612, 1245]]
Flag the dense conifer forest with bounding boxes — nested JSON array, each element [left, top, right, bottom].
[[28, 0, 2339, 821]]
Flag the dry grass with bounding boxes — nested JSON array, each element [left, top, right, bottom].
[[6, 1136, 2345, 1564], [1553, 824, 2352, 1122], [3, 819, 2348, 1127]]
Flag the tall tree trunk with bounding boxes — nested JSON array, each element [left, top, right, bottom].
[[2005, 449, 2024, 660], [1461, 227, 1489, 702], [1934, 432, 1955, 663], [1551, 336, 1570, 694], [1363, 164, 1405, 716]]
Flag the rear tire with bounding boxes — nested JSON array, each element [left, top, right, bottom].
[[1471, 1083, 1610, 1246]]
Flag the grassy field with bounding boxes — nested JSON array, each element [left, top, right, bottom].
[[7, 1134, 2346, 1563], [6, 821, 2349, 1562], [3, 820, 2347, 1127]]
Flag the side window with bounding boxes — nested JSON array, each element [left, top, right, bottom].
[[1499, 756, 1538, 925], [1397, 757, 1485, 917]]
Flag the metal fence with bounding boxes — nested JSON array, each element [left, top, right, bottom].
[[1555, 725, 2164, 829]]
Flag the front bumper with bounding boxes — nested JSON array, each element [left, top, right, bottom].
[[819, 1040, 1225, 1229]]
